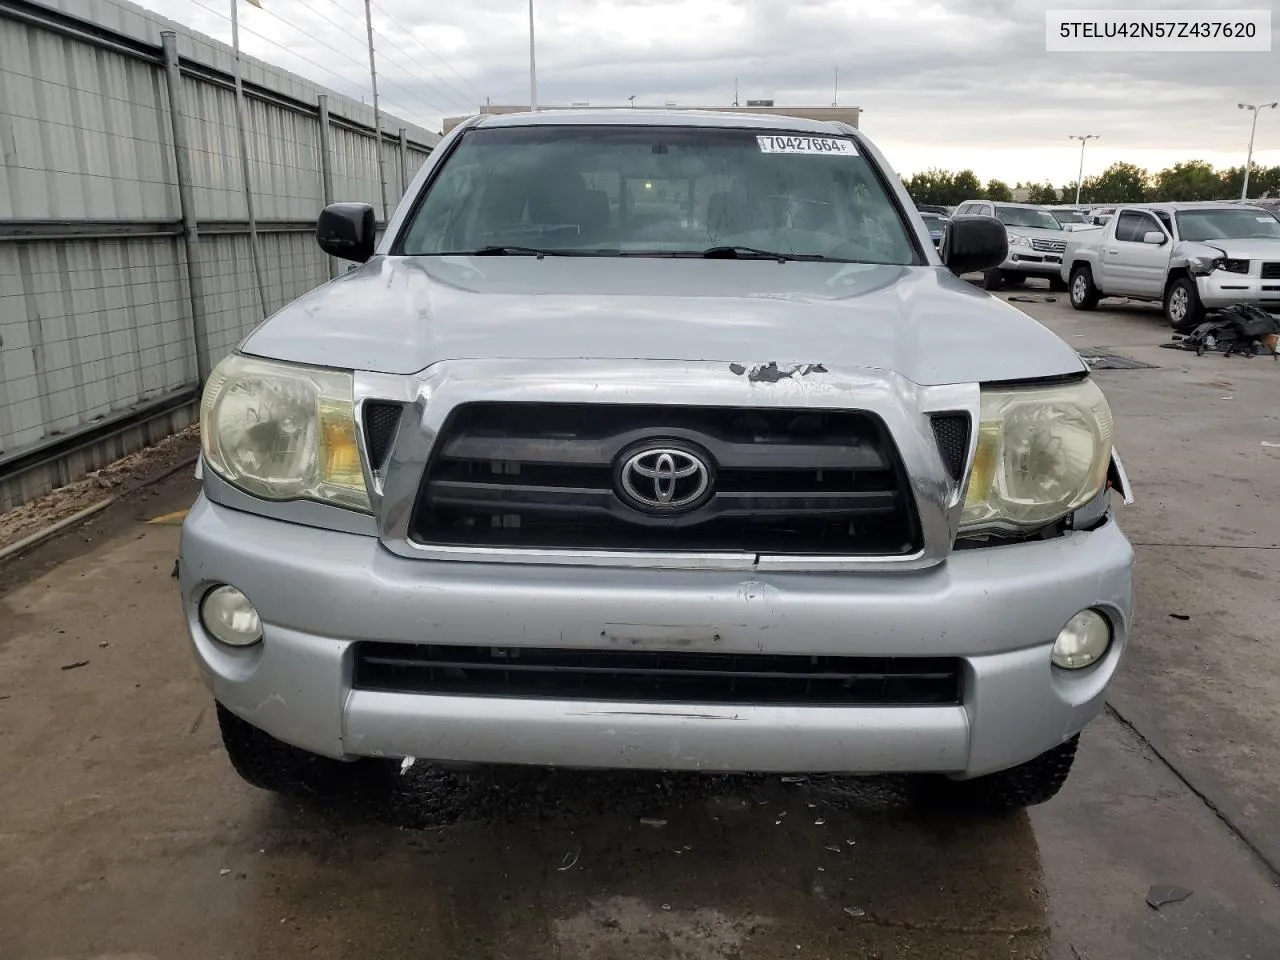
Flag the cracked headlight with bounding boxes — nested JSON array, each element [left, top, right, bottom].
[[200, 354, 370, 513], [960, 379, 1113, 535]]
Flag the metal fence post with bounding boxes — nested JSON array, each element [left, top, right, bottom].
[[230, 0, 271, 320], [398, 127, 408, 195], [160, 31, 212, 386], [317, 95, 340, 279]]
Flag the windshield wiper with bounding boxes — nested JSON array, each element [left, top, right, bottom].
[[469, 245, 559, 257], [699, 245, 833, 262]]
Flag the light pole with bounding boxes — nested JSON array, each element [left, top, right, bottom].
[[528, 0, 538, 111], [1239, 101, 1278, 200], [1069, 134, 1099, 206]]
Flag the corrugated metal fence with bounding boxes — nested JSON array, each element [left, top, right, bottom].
[[0, 0, 440, 508]]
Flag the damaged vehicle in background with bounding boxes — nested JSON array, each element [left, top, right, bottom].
[[953, 200, 1071, 291], [1062, 202, 1280, 330], [179, 110, 1134, 812]]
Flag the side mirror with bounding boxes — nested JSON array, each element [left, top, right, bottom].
[[1142, 231, 1167, 245], [941, 216, 1008, 275], [317, 202, 376, 262]]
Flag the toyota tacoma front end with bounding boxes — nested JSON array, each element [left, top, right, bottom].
[[179, 110, 1134, 808]]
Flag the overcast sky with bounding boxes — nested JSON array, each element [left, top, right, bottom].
[[138, 0, 1279, 185]]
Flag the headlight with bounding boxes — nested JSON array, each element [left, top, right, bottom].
[[200, 354, 371, 512], [960, 379, 1113, 535], [1218, 258, 1250, 274], [1007, 233, 1032, 247]]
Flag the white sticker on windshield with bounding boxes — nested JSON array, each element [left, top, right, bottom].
[[1259, 216, 1275, 222], [757, 135, 858, 156]]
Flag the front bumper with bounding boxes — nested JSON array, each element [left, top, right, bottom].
[[1197, 273, 1280, 310], [1001, 247, 1065, 276], [179, 495, 1134, 778]]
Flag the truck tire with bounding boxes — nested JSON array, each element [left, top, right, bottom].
[[982, 269, 1003, 291], [1164, 276, 1204, 332], [1069, 266, 1100, 310], [915, 734, 1079, 811], [217, 702, 392, 798]]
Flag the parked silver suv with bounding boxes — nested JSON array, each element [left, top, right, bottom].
[[954, 200, 1073, 291], [180, 111, 1134, 809]]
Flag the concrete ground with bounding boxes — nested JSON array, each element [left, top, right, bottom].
[[2, 286, 1279, 959]]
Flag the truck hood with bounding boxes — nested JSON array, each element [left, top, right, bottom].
[[1181, 237, 1280, 259], [241, 256, 1086, 386]]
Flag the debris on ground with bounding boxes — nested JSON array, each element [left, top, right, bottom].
[[0, 424, 200, 553], [219, 868, 232, 877], [1146, 885, 1192, 909], [59, 661, 89, 671], [1008, 295, 1057, 303], [1162, 305, 1280, 359], [399, 756, 416, 775], [639, 817, 667, 828], [1169, 614, 1191, 621], [557, 847, 581, 871], [843, 906, 866, 918]]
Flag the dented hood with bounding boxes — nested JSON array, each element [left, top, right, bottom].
[[241, 256, 1085, 386]]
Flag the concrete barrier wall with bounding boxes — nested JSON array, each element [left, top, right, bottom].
[[0, 0, 438, 509]]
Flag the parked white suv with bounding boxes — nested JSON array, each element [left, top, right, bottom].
[[954, 200, 1071, 291]]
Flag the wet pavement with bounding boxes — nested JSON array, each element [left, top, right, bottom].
[[3, 289, 1280, 959]]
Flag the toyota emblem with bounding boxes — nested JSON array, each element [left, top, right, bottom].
[[618, 445, 713, 512]]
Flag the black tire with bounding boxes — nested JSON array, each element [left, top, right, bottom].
[[217, 702, 393, 798], [915, 735, 1079, 811], [1003, 274, 1026, 286], [1164, 276, 1204, 332], [1069, 265, 1100, 311], [982, 269, 1004, 291], [1048, 275, 1068, 293]]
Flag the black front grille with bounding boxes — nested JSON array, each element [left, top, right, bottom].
[[410, 403, 920, 555], [353, 643, 963, 706], [1261, 262, 1280, 280], [930, 414, 970, 482], [362, 402, 404, 473]]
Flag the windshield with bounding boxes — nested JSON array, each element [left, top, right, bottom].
[[1175, 208, 1280, 242], [397, 125, 919, 264], [919, 213, 944, 230], [993, 205, 1062, 230], [1051, 209, 1087, 224]]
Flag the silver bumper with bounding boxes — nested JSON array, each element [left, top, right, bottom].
[[1001, 249, 1065, 274], [1196, 273, 1280, 309], [179, 495, 1134, 778]]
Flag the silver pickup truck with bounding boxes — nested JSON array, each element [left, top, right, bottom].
[[1062, 202, 1280, 330], [179, 110, 1133, 810]]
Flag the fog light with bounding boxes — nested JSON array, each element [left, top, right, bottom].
[[201, 585, 263, 647], [1052, 609, 1110, 669]]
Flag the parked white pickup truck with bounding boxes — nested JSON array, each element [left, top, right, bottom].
[[1061, 202, 1280, 330]]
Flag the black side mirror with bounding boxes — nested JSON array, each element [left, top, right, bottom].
[[317, 202, 376, 262], [941, 216, 1008, 275]]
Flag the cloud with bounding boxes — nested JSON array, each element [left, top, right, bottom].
[[136, 0, 1280, 184]]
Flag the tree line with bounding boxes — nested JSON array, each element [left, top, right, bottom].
[[902, 162, 1280, 207]]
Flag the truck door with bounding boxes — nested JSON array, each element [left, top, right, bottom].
[[1105, 210, 1171, 297]]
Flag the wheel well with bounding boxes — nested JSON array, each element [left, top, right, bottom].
[[1164, 268, 1190, 294], [1069, 260, 1092, 278]]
